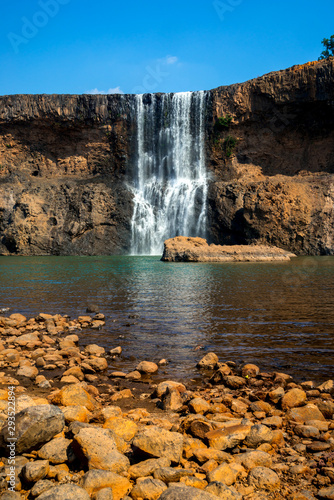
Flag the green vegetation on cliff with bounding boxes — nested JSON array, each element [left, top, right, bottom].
[[318, 35, 334, 60]]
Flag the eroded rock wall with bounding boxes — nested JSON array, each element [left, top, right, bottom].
[[0, 60, 334, 255], [0, 94, 136, 254], [208, 59, 334, 254]]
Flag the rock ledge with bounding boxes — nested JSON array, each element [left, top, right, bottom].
[[161, 237, 296, 262]]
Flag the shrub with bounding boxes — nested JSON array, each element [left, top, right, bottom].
[[223, 135, 237, 158], [215, 114, 232, 131]]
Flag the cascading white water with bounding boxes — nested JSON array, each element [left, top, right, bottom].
[[130, 91, 208, 255]]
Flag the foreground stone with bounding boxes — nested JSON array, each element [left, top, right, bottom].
[[206, 425, 251, 450], [205, 482, 242, 500], [131, 477, 167, 500], [132, 426, 184, 463], [0, 405, 64, 454], [50, 384, 97, 411], [161, 236, 296, 262], [157, 484, 223, 499], [128, 457, 171, 480], [34, 484, 90, 499], [81, 469, 131, 499], [73, 427, 130, 473], [248, 466, 281, 491], [0, 310, 334, 500]]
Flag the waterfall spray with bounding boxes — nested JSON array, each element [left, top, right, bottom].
[[130, 91, 208, 255]]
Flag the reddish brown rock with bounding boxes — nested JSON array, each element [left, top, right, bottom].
[[161, 237, 296, 262]]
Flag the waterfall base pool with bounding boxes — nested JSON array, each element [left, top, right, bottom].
[[0, 255, 333, 383]]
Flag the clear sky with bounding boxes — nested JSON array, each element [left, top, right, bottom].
[[1, 0, 333, 95]]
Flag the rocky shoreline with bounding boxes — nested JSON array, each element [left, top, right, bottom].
[[161, 237, 296, 263], [0, 311, 333, 499]]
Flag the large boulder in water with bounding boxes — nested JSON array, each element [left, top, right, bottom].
[[161, 236, 296, 262]]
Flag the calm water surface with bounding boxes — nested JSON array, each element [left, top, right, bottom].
[[0, 256, 333, 383]]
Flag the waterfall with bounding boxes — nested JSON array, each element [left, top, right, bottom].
[[130, 91, 208, 255]]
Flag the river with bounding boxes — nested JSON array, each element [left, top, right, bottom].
[[0, 255, 333, 383]]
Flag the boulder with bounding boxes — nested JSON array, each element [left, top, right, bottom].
[[33, 484, 90, 499], [0, 405, 65, 454], [189, 420, 213, 440], [61, 375, 81, 384], [37, 437, 73, 464], [315, 399, 334, 419], [157, 484, 223, 499], [136, 361, 158, 374], [268, 386, 285, 404], [73, 427, 129, 473], [318, 486, 334, 499], [81, 469, 131, 499], [109, 346, 122, 355], [192, 448, 232, 464], [62, 405, 92, 423], [281, 388, 307, 409], [188, 397, 210, 414], [50, 383, 97, 411], [21, 460, 49, 483], [161, 388, 183, 411], [248, 466, 280, 491], [249, 400, 272, 414], [87, 357, 108, 371], [0, 492, 22, 500], [294, 424, 320, 438], [235, 451, 272, 470], [205, 482, 242, 500], [153, 467, 194, 483], [244, 424, 274, 448], [206, 425, 251, 450], [207, 463, 246, 486], [128, 458, 171, 480], [131, 477, 167, 500], [161, 237, 295, 262], [154, 381, 186, 399], [241, 364, 260, 378], [287, 404, 325, 423], [223, 376, 246, 389], [103, 417, 138, 441], [317, 380, 334, 394], [30, 479, 54, 497], [197, 353, 219, 370], [94, 488, 114, 500], [132, 426, 183, 463], [16, 365, 39, 379], [62, 366, 84, 381]]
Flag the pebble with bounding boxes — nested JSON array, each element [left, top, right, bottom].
[[0, 312, 333, 500]]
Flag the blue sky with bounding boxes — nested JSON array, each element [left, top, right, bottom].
[[1, 0, 333, 95]]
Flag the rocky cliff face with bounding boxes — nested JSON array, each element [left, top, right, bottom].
[[0, 95, 136, 254], [0, 59, 333, 255], [208, 59, 334, 255]]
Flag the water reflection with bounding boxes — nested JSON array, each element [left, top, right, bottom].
[[0, 256, 333, 382]]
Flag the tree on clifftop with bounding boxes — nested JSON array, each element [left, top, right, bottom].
[[318, 35, 334, 60]]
